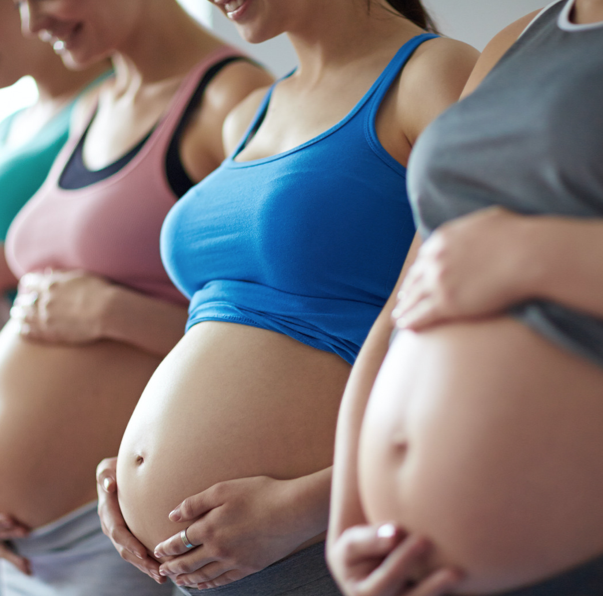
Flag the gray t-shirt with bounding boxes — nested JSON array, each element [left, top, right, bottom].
[[408, 0, 603, 368]]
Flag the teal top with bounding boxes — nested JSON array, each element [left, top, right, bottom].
[[0, 106, 73, 241], [0, 71, 112, 242]]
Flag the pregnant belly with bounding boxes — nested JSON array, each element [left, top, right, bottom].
[[116, 322, 350, 552], [0, 321, 161, 529], [359, 317, 603, 594]]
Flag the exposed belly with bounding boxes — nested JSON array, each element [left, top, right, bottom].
[[359, 317, 603, 594], [116, 322, 350, 552], [0, 321, 161, 528]]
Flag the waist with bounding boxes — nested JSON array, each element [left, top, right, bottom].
[[116, 321, 350, 550], [359, 317, 603, 593]]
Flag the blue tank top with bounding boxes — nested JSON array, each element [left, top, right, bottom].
[[161, 34, 435, 365]]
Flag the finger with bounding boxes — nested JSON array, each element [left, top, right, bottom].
[[194, 568, 243, 590], [0, 515, 29, 540], [159, 546, 217, 578], [410, 568, 464, 596], [155, 525, 201, 558], [395, 297, 443, 331], [341, 524, 404, 567], [95, 473, 148, 563], [115, 545, 166, 584], [169, 489, 221, 522], [96, 458, 118, 494], [99, 500, 148, 562], [393, 274, 429, 322], [172, 561, 231, 587], [361, 536, 432, 596], [0, 543, 32, 576], [18, 273, 42, 292]]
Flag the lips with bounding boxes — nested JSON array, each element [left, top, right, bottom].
[[214, 0, 249, 21], [39, 23, 82, 53]]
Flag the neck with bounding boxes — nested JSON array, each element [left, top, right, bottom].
[[286, 0, 420, 84], [110, 0, 219, 91], [572, 0, 603, 24], [32, 57, 109, 105]]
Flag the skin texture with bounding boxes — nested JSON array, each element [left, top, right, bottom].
[[97, 0, 478, 590], [330, 2, 603, 594], [0, 0, 271, 577], [0, 0, 109, 302]]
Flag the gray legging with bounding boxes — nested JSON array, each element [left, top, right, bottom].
[[0, 501, 174, 596], [176, 541, 341, 596]]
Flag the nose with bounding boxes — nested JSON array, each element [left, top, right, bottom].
[[18, 1, 53, 38]]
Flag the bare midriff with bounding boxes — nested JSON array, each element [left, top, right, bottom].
[[116, 322, 351, 553], [359, 317, 603, 594], [0, 320, 162, 529]]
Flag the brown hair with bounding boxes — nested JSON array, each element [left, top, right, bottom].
[[369, 0, 439, 33]]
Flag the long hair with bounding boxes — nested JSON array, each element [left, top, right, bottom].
[[371, 0, 439, 33]]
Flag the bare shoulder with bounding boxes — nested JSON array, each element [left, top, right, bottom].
[[202, 59, 274, 119], [222, 85, 272, 156], [397, 37, 480, 143], [462, 9, 543, 97]]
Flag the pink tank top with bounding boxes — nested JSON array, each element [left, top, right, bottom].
[[6, 46, 241, 305]]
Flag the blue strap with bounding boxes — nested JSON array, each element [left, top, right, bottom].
[[364, 33, 439, 111]]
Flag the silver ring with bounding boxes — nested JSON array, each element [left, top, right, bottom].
[[180, 529, 194, 550]]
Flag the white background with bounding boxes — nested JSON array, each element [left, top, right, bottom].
[[0, 0, 546, 120]]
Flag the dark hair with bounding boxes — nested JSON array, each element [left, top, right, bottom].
[[370, 0, 439, 33]]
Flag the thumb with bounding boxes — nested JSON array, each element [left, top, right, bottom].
[[340, 524, 404, 566]]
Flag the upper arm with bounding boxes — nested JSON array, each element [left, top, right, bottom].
[[461, 10, 542, 97], [180, 61, 274, 179], [398, 38, 481, 145]]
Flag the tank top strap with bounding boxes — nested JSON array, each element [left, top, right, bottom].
[[230, 73, 289, 159], [363, 33, 438, 114], [151, 45, 246, 149]]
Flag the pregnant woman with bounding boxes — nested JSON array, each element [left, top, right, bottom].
[[95, 0, 479, 594], [0, 0, 270, 594], [329, 1, 603, 595], [0, 0, 109, 325]]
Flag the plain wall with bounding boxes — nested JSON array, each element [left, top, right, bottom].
[[206, 0, 546, 76]]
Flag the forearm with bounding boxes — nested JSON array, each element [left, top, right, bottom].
[[101, 284, 188, 357], [284, 467, 333, 543], [528, 217, 603, 318], [328, 311, 393, 545], [329, 235, 421, 546]]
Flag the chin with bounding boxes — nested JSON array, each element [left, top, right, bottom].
[[60, 48, 108, 71]]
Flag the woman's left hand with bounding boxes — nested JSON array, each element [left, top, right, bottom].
[[10, 269, 113, 343], [0, 513, 32, 576], [154, 476, 312, 589], [394, 207, 537, 330]]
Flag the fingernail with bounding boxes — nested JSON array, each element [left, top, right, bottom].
[[377, 523, 397, 539], [169, 508, 181, 522], [135, 551, 145, 560], [396, 316, 409, 329], [159, 568, 168, 576], [103, 478, 113, 492]]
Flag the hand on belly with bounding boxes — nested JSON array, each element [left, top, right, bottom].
[[359, 320, 603, 594], [153, 476, 321, 589]]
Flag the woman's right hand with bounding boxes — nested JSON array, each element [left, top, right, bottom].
[[96, 458, 166, 584], [328, 524, 463, 596], [0, 513, 32, 575]]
